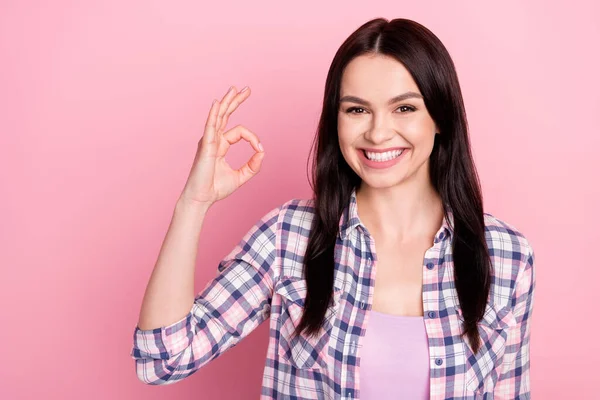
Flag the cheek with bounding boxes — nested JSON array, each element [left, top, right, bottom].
[[402, 118, 436, 147], [337, 118, 352, 140], [337, 136, 356, 163], [338, 113, 367, 135], [337, 120, 360, 151], [337, 134, 361, 172]]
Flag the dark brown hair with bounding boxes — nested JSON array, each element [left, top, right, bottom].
[[297, 17, 490, 353]]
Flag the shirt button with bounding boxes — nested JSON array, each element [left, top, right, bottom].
[[426, 262, 434, 270], [367, 254, 372, 261], [427, 311, 436, 319], [435, 358, 443, 366]]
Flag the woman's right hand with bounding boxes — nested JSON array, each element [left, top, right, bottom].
[[180, 85, 265, 208]]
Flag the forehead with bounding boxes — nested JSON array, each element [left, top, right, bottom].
[[340, 54, 420, 98]]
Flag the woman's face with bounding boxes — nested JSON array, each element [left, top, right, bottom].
[[337, 54, 439, 190]]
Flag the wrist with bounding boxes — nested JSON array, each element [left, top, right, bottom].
[[175, 196, 212, 215]]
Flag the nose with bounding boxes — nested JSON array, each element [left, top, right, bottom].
[[363, 113, 396, 144]]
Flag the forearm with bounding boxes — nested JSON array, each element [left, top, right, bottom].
[[136, 197, 211, 330]]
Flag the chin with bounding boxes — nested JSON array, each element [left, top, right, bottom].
[[359, 175, 405, 190]]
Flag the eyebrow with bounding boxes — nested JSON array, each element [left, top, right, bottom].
[[339, 91, 423, 106]]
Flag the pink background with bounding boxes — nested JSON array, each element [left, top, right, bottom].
[[1, 0, 598, 398]]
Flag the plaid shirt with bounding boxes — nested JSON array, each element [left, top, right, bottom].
[[131, 188, 535, 399]]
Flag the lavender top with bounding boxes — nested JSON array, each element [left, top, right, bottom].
[[359, 310, 431, 399]]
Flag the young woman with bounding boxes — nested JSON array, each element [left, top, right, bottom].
[[131, 17, 535, 400]]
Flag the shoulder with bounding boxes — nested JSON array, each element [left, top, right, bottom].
[[272, 197, 317, 233], [249, 197, 316, 245], [482, 212, 535, 297], [251, 197, 315, 227], [255, 198, 315, 280], [483, 212, 534, 262], [223, 197, 316, 274]]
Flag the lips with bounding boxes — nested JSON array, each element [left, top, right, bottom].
[[360, 147, 408, 153], [357, 148, 408, 170], [363, 149, 403, 161]]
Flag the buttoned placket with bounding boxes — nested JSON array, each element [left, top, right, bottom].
[[423, 229, 449, 380], [342, 224, 450, 399], [343, 226, 377, 400]]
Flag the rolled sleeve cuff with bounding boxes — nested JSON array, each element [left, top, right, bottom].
[[130, 310, 196, 360]]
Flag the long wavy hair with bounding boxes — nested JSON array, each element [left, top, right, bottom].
[[296, 17, 491, 354]]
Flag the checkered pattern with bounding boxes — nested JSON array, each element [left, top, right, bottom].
[[131, 188, 535, 399]]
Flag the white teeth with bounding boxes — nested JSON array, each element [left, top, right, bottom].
[[365, 149, 403, 162]]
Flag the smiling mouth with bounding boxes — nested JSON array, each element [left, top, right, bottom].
[[362, 149, 405, 162]]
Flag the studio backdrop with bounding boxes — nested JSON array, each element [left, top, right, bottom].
[[1, 0, 598, 399]]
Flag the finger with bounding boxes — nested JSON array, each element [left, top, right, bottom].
[[219, 87, 251, 132], [215, 86, 238, 134], [236, 151, 265, 187], [220, 125, 263, 156], [201, 99, 221, 149]]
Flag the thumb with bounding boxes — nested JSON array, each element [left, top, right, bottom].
[[237, 151, 265, 186]]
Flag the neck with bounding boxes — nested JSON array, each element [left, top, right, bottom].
[[355, 171, 444, 242]]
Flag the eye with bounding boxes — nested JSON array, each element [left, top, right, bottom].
[[345, 106, 366, 114], [397, 105, 416, 113], [344, 105, 417, 114]]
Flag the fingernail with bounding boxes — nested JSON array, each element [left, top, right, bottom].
[[240, 86, 249, 92], [258, 142, 264, 152]]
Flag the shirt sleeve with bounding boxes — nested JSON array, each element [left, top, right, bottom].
[[130, 204, 281, 385], [494, 244, 536, 399]]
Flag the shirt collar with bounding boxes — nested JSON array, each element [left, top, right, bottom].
[[338, 188, 362, 240], [338, 187, 455, 243]]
